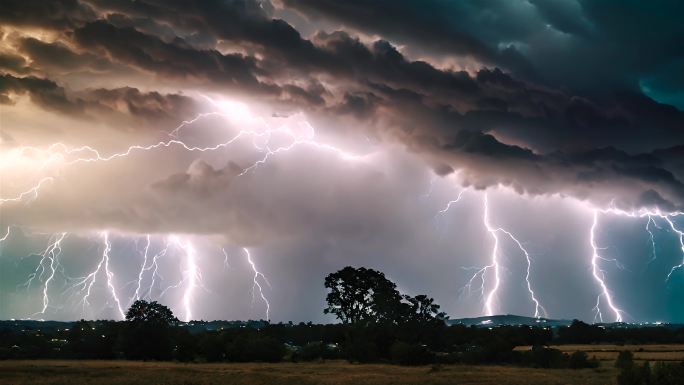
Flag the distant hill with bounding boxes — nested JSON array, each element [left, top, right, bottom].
[[447, 314, 573, 328], [1, 317, 679, 331]]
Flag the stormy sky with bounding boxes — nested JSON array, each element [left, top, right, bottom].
[[1, 0, 684, 323]]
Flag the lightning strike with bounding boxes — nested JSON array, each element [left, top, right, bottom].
[[646, 216, 660, 265], [1, 99, 366, 208], [243, 247, 271, 321], [172, 237, 199, 323], [482, 193, 501, 316], [22, 233, 68, 317], [0, 97, 368, 319], [0, 226, 10, 243], [0, 177, 54, 205], [71, 232, 125, 319], [496, 228, 547, 318], [589, 211, 623, 323], [436, 190, 465, 216], [458, 193, 546, 318], [132, 235, 152, 303], [597, 206, 684, 282]]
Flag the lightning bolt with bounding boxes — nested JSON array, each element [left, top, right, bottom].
[[663, 217, 684, 281], [0, 177, 54, 205], [20, 233, 67, 317], [645, 216, 660, 265], [482, 193, 501, 316], [454, 192, 545, 318], [496, 227, 547, 318], [589, 210, 623, 323], [172, 237, 199, 322], [146, 240, 170, 300], [597, 207, 684, 282], [1, 96, 364, 320], [0, 99, 367, 209], [0, 226, 10, 243], [70, 232, 125, 319], [436, 190, 465, 216], [243, 247, 271, 321], [131, 234, 152, 302]]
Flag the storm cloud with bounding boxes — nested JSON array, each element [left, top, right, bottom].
[[1, 0, 684, 322]]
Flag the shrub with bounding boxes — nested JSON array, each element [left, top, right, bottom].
[[568, 351, 599, 369], [615, 350, 634, 369]]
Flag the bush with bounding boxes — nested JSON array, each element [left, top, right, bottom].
[[651, 361, 684, 385], [617, 361, 650, 385], [568, 351, 599, 369], [615, 350, 634, 369], [520, 346, 567, 368], [389, 342, 435, 366]]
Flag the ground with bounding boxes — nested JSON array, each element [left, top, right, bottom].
[[0, 360, 615, 385], [517, 344, 684, 362], [2, 344, 684, 385]]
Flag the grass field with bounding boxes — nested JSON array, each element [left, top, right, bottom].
[[516, 344, 684, 361], [0, 360, 617, 385], [4, 345, 684, 385]]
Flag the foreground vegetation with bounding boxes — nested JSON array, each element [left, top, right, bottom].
[[0, 360, 617, 385], [3, 266, 684, 384]]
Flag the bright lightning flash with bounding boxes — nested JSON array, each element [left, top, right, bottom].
[[589, 211, 623, 323], [451, 192, 545, 318], [70, 232, 126, 320], [1, 95, 363, 320], [243, 247, 271, 321]]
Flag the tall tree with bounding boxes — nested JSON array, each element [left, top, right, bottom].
[[324, 266, 402, 324], [126, 300, 177, 325], [123, 300, 177, 360]]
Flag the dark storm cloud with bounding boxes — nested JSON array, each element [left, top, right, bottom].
[[0, 0, 96, 29], [0, 73, 197, 124], [72, 21, 269, 92], [2, 0, 684, 210], [85, 0, 333, 70], [282, 0, 684, 92], [281, 0, 501, 63], [80, 87, 199, 124], [0, 52, 30, 74], [0, 74, 82, 114], [18, 37, 112, 73]]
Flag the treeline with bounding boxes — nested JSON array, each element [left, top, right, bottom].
[[4, 317, 684, 367], [2, 266, 684, 368]]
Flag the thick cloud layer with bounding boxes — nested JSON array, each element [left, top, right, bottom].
[[1, 0, 684, 322], [1, 0, 682, 212]]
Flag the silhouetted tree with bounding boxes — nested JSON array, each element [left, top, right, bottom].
[[122, 300, 176, 360], [401, 294, 447, 324], [125, 300, 178, 325], [323, 266, 402, 324]]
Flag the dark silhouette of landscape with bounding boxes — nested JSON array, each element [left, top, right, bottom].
[[2, 267, 684, 385]]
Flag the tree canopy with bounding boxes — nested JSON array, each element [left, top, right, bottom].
[[324, 266, 446, 325], [125, 300, 178, 325]]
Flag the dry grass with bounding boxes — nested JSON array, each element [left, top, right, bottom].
[[0, 360, 616, 385], [516, 344, 684, 361]]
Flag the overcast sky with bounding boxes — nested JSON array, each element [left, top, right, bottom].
[[1, 0, 683, 323]]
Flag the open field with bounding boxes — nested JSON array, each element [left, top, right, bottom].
[[3, 345, 684, 385], [516, 344, 684, 362], [0, 360, 616, 385]]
